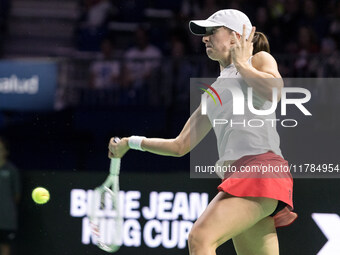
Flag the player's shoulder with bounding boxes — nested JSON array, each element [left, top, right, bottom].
[[251, 51, 281, 78], [252, 51, 277, 67]]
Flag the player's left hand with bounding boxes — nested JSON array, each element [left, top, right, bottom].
[[230, 25, 256, 67], [108, 137, 129, 158]]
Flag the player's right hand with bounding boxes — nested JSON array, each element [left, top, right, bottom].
[[108, 137, 129, 158]]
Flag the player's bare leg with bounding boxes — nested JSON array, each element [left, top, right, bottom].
[[188, 192, 278, 255], [232, 216, 279, 255]]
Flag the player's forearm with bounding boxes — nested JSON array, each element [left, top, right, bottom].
[[124, 106, 211, 158], [140, 137, 186, 157], [235, 62, 283, 101]]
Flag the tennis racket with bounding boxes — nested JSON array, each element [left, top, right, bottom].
[[88, 137, 122, 252]]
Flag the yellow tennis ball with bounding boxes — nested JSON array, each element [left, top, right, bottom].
[[32, 187, 50, 204]]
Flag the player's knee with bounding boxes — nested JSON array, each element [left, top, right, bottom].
[[188, 228, 203, 250], [188, 227, 215, 252]]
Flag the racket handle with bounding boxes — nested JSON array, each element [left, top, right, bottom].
[[110, 158, 121, 175], [109, 137, 121, 175]]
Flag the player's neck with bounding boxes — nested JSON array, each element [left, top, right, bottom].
[[219, 56, 232, 71]]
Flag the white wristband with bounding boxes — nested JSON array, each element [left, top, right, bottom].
[[128, 136, 146, 151]]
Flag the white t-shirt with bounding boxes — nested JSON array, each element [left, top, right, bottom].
[[205, 58, 283, 178]]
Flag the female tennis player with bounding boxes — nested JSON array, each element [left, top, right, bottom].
[[109, 9, 297, 255]]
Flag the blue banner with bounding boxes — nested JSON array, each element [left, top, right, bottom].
[[0, 60, 57, 111]]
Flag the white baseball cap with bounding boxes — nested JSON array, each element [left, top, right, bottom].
[[189, 9, 252, 39]]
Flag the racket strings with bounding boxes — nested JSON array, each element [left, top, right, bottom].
[[90, 157, 122, 252], [89, 187, 122, 252]]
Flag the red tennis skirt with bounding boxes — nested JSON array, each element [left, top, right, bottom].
[[217, 151, 298, 228]]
